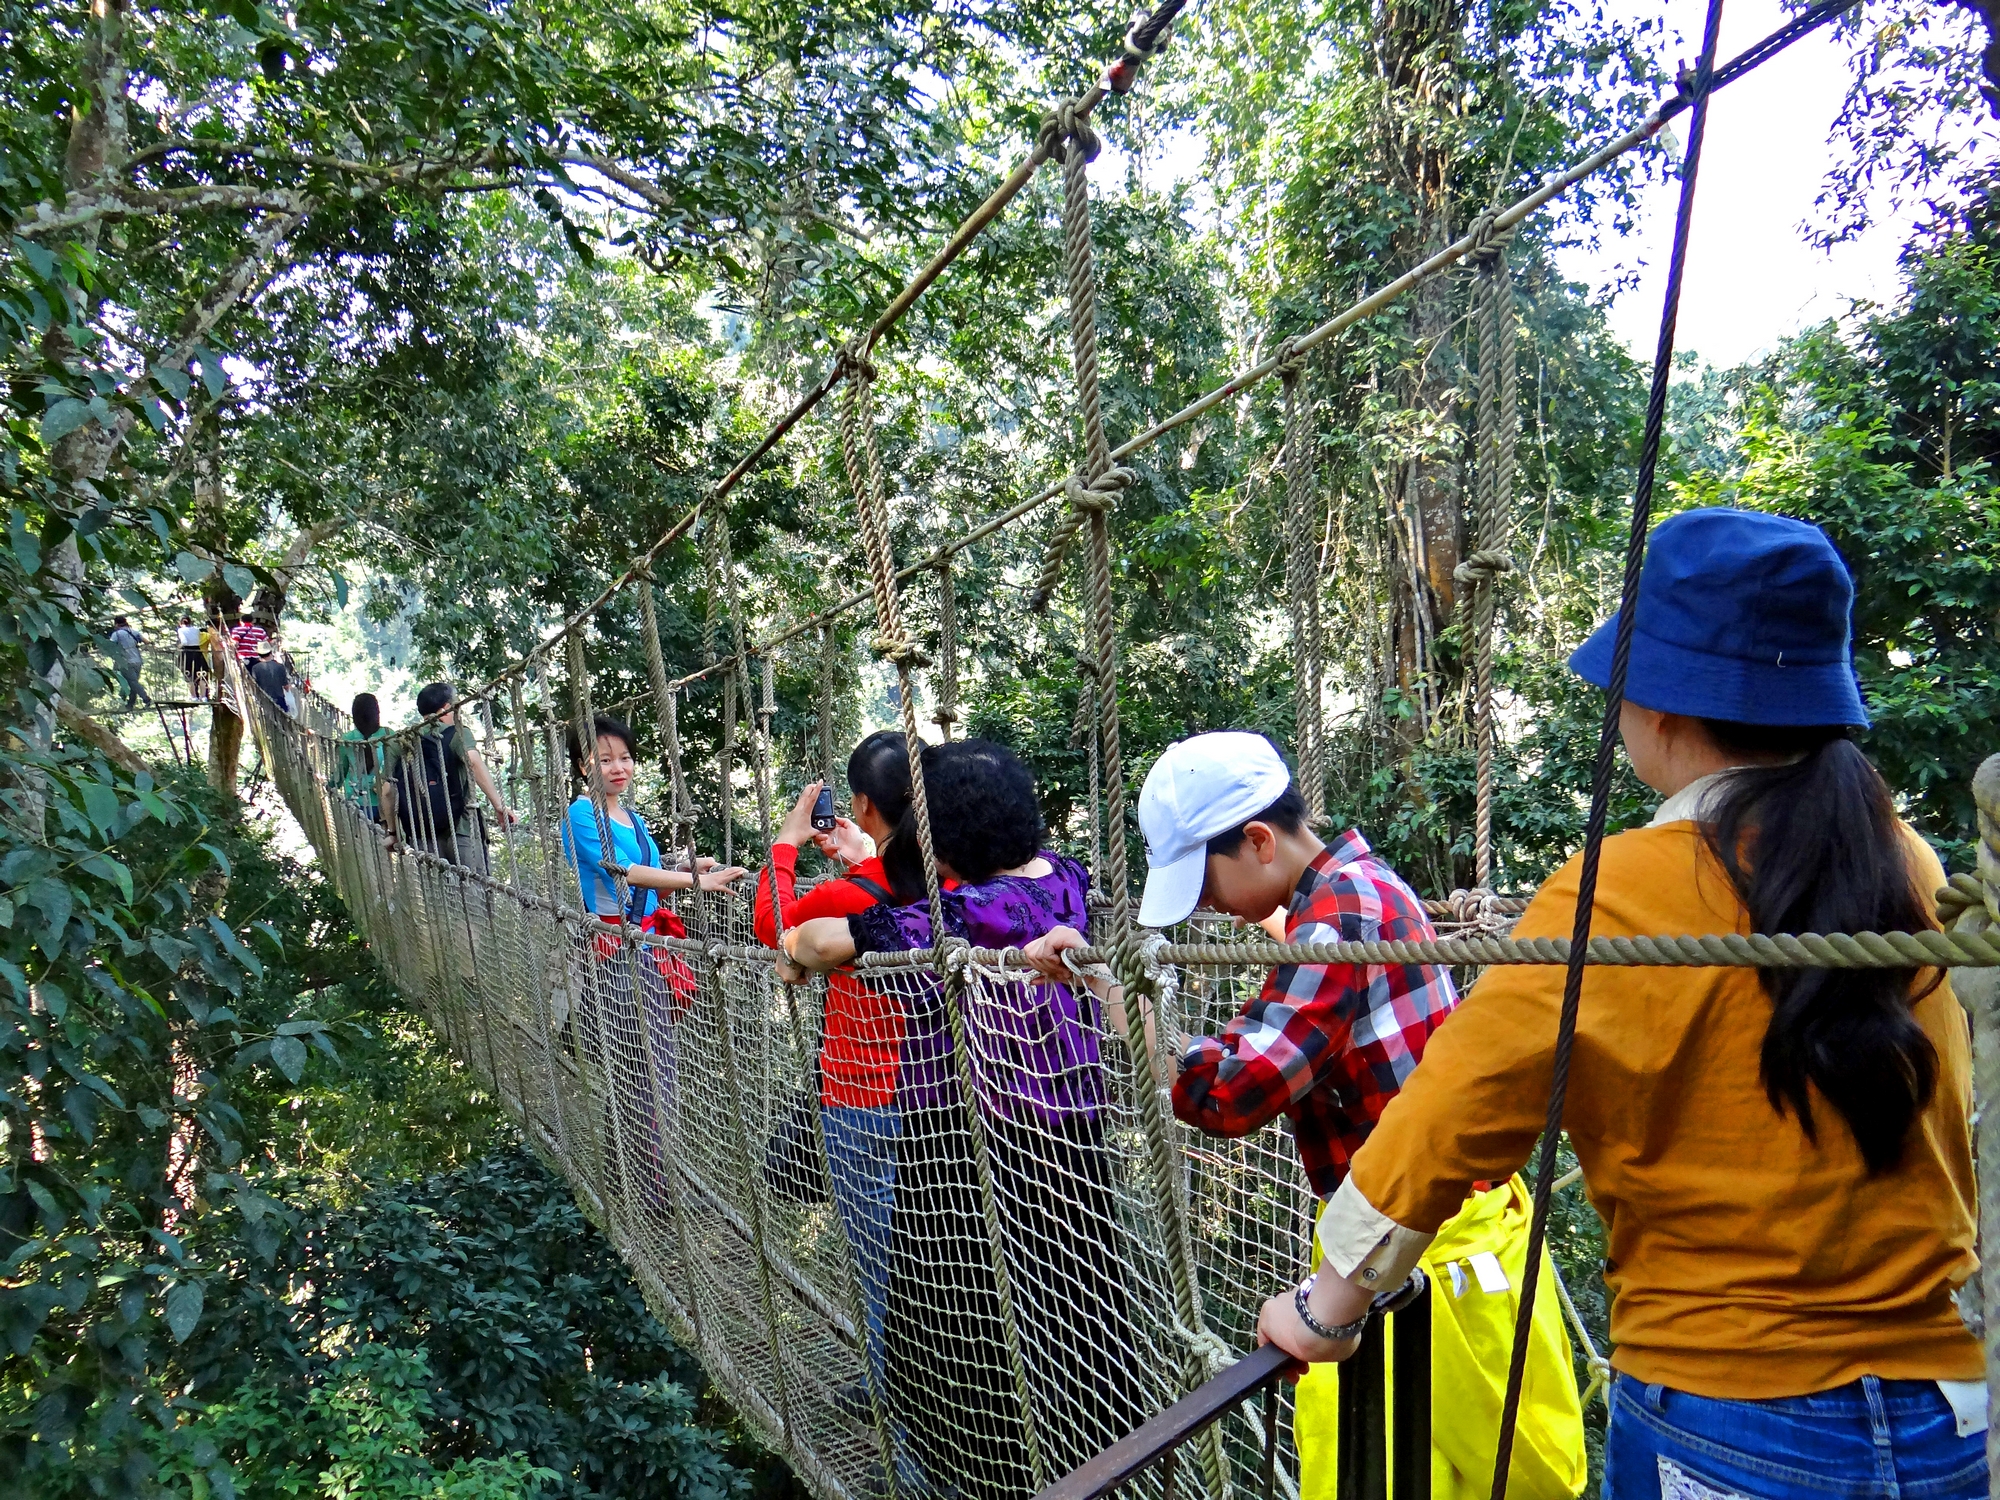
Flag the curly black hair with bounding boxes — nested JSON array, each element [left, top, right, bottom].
[[882, 738, 1045, 892]]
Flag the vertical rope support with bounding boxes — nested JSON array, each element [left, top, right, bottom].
[[720, 670, 738, 871], [1279, 349, 1326, 821], [664, 687, 695, 862], [1070, 661, 1102, 887], [708, 950, 800, 1457], [817, 621, 839, 791], [755, 654, 779, 863], [508, 672, 569, 1159], [1490, 7, 1723, 1492], [639, 581, 695, 857], [934, 554, 960, 740], [1964, 754, 2000, 1480], [837, 348, 1046, 1487], [1047, 95, 1228, 1495], [1458, 234, 1517, 891]]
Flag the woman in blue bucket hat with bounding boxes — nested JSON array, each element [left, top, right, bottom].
[[1259, 508, 1984, 1498]]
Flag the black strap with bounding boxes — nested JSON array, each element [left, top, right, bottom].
[[625, 813, 658, 925], [844, 873, 894, 904]]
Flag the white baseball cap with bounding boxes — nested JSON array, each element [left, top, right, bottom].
[[1136, 732, 1293, 928]]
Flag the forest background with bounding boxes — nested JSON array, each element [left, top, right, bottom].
[[2, 0, 1996, 1493]]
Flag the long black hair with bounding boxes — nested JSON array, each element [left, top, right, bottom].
[[882, 738, 1044, 900], [847, 730, 912, 825], [351, 693, 381, 773], [1698, 720, 1940, 1174]]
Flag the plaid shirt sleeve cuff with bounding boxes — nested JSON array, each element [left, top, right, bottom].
[[1315, 1175, 1433, 1292]]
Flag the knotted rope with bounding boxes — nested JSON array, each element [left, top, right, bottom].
[[833, 333, 1043, 1488], [638, 582, 697, 852], [1454, 215, 1519, 896], [934, 554, 960, 737], [838, 345, 930, 670], [1277, 337, 1326, 821], [816, 619, 839, 791], [1028, 466, 1134, 613], [1446, 885, 1518, 936]]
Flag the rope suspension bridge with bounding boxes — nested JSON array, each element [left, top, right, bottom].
[[234, 3, 2000, 1498]]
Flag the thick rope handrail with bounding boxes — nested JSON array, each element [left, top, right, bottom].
[[850, 925, 2000, 971]]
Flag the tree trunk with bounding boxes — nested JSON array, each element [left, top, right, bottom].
[[209, 700, 244, 803], [1374, 0, 1466, 739]]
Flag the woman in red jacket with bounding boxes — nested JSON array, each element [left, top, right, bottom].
[[756, 730, 914, 1404]]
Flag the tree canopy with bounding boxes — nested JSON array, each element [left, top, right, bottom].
[[2, 0, 1996, 1491]]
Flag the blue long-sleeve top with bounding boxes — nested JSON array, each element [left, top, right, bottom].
[[561, 797, 661, 921]]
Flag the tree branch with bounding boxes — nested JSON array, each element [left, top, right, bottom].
[[15, 186, 310, 238], [56, 700, 148, 775], [560, 153, 679, 212]]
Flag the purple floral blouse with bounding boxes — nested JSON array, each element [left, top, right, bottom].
[[848, 853, 1105, 1123]]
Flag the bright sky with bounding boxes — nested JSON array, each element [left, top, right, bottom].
[[1132, 1, 1932, 369], [1554, 0, 1921, 367]]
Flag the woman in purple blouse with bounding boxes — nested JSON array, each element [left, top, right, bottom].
[[786, 739, 1148, 1500]]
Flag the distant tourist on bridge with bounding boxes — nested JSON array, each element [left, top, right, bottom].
[[336, 692, 391, 820], [1265, 509, 1985, 1500], [247, 638, 292, 713], [380, 681, 515, 875], [229, 614, 267, 663], [785, 737, 1148, 1500], [176, 614, 206, 699], [107, 616, 149, 708]]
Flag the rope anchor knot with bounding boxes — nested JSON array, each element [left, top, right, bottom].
[[1037, 97, 1102, 165], [1454, 548, 1514, 586]]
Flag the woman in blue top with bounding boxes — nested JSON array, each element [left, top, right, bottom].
[[562, 714, 746, 1204], [561, 714, 746, 919]]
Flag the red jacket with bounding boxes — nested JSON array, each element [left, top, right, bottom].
[[754, 844, 903, 1109]]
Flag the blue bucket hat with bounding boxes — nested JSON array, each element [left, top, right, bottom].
[[1567, 507, 1869, 728]]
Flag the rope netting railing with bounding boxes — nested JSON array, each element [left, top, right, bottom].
[[228, 1, 2000, 1497]]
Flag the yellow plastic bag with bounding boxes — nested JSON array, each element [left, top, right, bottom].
[[1295, 1177, 1587, 1500]]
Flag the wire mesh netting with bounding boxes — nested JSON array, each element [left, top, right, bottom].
[[245, 675, 1544, 1500]]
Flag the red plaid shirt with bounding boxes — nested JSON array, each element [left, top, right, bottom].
[[1171, 830, 1459, 1197]]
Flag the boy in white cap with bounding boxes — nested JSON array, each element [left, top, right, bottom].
[[1029, 729, 1459, 1199]]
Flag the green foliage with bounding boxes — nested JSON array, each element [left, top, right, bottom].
[[153, 1345, 558, 1500], [157, 1149, 755, 1500]]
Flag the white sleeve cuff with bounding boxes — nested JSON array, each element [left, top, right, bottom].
[[1315, 1175, 1434, 1292]]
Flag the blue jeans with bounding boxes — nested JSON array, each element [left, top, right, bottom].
[[1606, 1372, 1987, 1500], [821, 1104, 899, 1391]]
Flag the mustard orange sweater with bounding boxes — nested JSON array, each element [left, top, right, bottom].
[[1331, 820, 1979, 1399]]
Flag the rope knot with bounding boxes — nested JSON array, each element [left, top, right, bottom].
[[1466, 211, 1516, 263], [1037, 98, 1102, 165], [872, 631, 931, 670], [836, 338, 877, 384], [1447, 887, 1514, 935], [1453, 548, 1513, 586], [1274, 335, 1307, 378], [1103, 5, 1180, 92], [1065, 465, 1132, 515], [1170, 1313, 1234, 1379], [1936, 873, 1984, 929]]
